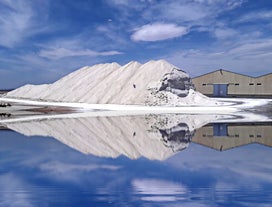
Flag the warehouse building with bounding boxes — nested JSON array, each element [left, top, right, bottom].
[[192, 69, 272, 97]]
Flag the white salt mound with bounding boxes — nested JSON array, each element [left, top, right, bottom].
[[7, 59, 218, 106]]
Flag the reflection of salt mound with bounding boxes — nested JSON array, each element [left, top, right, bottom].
[[160, 123, 194, 152], [6, 60, 217, 106], [5, 115, 197, 160]]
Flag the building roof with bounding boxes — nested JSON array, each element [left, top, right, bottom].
[[192, 69, 272, 79]]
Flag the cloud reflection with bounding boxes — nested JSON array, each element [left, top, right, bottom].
[[132, 178, 187, 202], [0, 173, 34, 207]]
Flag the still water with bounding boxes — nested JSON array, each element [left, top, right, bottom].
[[0, 112, 272, 207]]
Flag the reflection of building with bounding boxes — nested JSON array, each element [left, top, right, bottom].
[[192, 70, 272, 97], [193, 123, 272, 151]]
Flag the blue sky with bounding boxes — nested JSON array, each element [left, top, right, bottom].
[[0, 0, 272, 88]]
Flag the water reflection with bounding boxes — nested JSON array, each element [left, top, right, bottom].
[[0, 110, 272, 206], [194, 123, 272, 151], [1, 110, 272, 160]]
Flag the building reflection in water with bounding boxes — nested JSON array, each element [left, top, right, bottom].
[[0, 111, 272, 160], [193, 123, 272, 151]]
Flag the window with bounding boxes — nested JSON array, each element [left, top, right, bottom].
[[257, 83, 262, 86], [202, 84, 206, 86], [249, 83, 254, 85], [257, 135, 262, 138], [249, 135, 254, 138], [235, 83, 239, 86]]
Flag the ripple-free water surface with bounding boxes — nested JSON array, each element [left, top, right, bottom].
[[0, 117, 272, 207]]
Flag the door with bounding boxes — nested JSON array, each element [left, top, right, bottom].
[[213, 124, 228, 136], [213, 84, 228, 97]]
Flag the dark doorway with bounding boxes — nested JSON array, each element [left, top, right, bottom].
[[213, 84, 228, 97], [213, 124, 228, 136]]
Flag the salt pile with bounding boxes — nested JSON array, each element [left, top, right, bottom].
[[6, 60, 218, 106]]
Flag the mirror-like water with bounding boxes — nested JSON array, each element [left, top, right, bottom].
[[0, 111, 272, 207]]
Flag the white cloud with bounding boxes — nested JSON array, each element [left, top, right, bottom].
[[0, 0, 51, 48], [214, 28, 238, 39], [131, 23, 188, 42], [0, 0, 40, 48], [39, 47, 122, 59], [124, 0, 245, 43], [110, 0, 130, 5], [144, 2, 208, 22], [165, 39, 272, 77], [142, 0, 244, 23], [107, 0, 153, 10], [238, 10, 272, 23], [228, 40, 272, 58]]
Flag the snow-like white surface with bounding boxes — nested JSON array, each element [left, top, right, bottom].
[[1, 94, 271, 115], [6, 60, 219, 106]]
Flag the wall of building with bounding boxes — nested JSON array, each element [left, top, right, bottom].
[[192, 70, 272, 97]]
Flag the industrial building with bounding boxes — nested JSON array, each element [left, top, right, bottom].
[[192, 69, 272, 97]]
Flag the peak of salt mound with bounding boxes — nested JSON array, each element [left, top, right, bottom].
[[142, 59, 175, 70], [125, 61, 142, 66], [6, 59, 216, 106], [121, 61, 142, 70]]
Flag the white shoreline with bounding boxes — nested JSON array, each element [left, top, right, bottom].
[[1, 96, 271, 110], [0, 96, 238, 112], [0, 97, 272, 124]]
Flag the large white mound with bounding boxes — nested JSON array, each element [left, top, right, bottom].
[[6, 60, 218, 106]]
